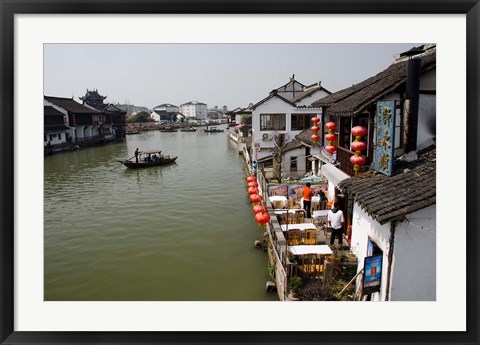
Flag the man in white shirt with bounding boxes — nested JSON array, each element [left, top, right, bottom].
[[327, 202, 345, 247]]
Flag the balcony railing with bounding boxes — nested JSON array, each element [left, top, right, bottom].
[[336, 146, 368, 177]]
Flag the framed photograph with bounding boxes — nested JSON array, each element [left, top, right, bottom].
[[1, 1, 478, 344]]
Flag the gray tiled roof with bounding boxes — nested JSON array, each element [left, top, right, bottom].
[[337, 146, 436, 224], [312, 46, 436, 117], [45, 96, 101, 114]]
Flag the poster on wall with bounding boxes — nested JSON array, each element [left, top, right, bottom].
[[363, 255, 382, 294], [267, 185, 288, 197]]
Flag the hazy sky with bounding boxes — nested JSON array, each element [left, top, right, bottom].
[[44, 43, 417, 110]]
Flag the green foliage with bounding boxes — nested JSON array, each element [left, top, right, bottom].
[[127, 111, 154, 123], [288, 275, 303, 292], [297, 277, 354, 301], [239, 114, 251, 124]]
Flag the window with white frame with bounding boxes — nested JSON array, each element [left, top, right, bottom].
[[260, 114, 286, 131]]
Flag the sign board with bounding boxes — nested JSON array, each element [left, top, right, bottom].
[[363, 255, 382, 294], [373, 100, 396, 176]]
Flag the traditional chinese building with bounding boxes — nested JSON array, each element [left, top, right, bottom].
[[79, 89, 127, 140]]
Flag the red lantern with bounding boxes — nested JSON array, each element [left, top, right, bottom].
[[325, 133, 336, 142], [247, 181, 258, 188], [255, 212, 271, 224], [311, 125, 320, 132], [311, 117, 320, 124], [311, 134, 320, 141], [351, 141, 367, 151], [350, 155, 366, 166], [351, 126, 367, 137], [325, 145, 337, 153], [250, 194, 262, 203], [253, 204, 266, 213], [246, 176, 255, 182], [325, 122, 337, 130], [248, 187, 258, 195]]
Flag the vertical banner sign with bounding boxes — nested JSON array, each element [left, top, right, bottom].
[[373, 100, 396, 176], [363, 255, 383, 294]]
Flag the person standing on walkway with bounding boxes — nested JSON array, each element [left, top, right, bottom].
[[302, 182, 314, 219], [328, 202, 345, 247], [134, 148, 139, 163]]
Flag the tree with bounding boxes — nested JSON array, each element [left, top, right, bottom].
[[127, 111, 154, 123], [272, 133, 287, 183]]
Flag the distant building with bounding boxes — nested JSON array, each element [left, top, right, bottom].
[[180, 101, 208, 119], [151, 103, 183, 123]]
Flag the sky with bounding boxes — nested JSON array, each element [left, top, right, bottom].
[[44, 43, 418, 110]]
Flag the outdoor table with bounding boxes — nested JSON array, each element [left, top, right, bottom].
[[269, 196, 288, 208], [281, 222, 317, 232], [313, 210, 329, 219], [300, 196, 320, 209], [274, 209, 298, 216], [288, 244, 333, 256]]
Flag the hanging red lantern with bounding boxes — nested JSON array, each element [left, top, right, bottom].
[[325, 122, 337, 130], [250, 194, 262, 203], [325, 145, 337, 153], [247, 181, 258, 188], [248, 187, 258, 195], [350, 155, 366, 166], [253, 204, 266, 213], [351, 141, 367, 151], [324, 121, 337, 157], [246, 176, 255, 182], [311, 117, 321, 146], [255, 212, 271, 224], [350, 125, 367, 175], [325, 133, 336, 142], [351, 126, 367, 137]]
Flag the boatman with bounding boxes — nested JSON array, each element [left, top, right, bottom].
[[135, 148, 139, 163]]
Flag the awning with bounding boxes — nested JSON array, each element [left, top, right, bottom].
[[320, 163, 350, 187]]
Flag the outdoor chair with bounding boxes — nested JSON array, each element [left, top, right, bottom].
[[287, 229, 302, 246], [303, 229, 317, 245]]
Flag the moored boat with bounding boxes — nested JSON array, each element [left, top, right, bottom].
[[180, 127, 197, 132], [202, 126, 224, 133], [118, 150, 177, 169], [160, 126, 178, 132]]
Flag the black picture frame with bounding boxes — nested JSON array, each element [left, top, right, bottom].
[[1, 1, 478, 344]]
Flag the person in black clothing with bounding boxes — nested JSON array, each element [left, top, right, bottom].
[[134, 148, 139, 163]]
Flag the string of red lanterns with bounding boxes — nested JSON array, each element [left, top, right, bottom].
[[311, 117, 320, 145], [325, 122, 337, 157], [246, 174, 270, 225], [350, 126, 367, 174]]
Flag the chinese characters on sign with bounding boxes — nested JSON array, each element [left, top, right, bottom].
[[373, 100, 396, 176]]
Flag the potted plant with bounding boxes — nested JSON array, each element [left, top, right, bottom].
[[288, 275, 303, 299]]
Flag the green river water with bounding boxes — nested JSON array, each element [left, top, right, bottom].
[[44, 125, 278, 301]]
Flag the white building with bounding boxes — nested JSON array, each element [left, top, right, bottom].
[[338, 147, 436, 301], [250, 77, 331, 177], [151, 103, 181, 123], [180, 101, 208, 119]]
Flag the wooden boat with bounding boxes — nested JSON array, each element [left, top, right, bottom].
[[202, 126, 224, 133], [118, 150, 177, 169], [160, 126, 178, 132], [126, 128, 140, 135], [180, 127, 197, 132]]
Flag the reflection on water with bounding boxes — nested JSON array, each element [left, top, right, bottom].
[[44, 127, 278, 301]]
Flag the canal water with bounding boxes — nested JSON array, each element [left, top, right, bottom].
[[44, 125, 278, 301]]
